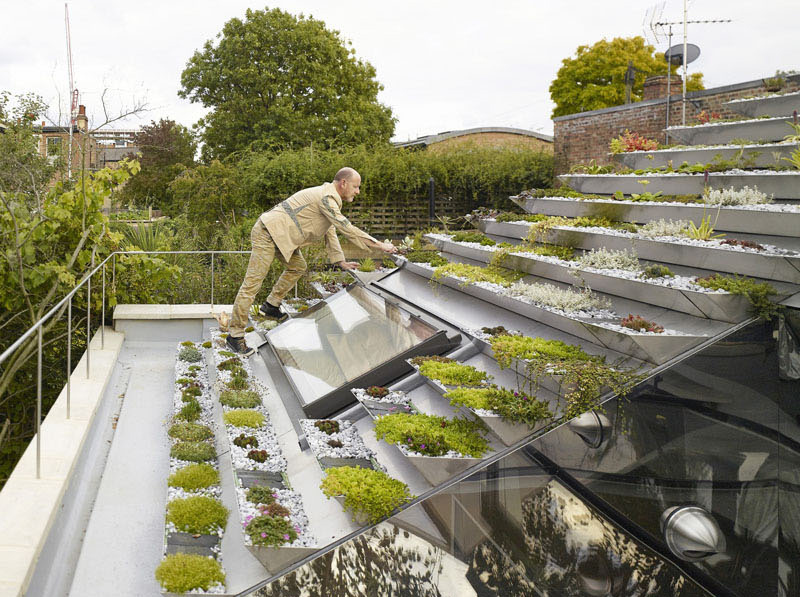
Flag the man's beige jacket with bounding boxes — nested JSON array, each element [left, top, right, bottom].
[[259, 182, 378, 264]]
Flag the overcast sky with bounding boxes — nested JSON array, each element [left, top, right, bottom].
[[4, 0, 797, 141]]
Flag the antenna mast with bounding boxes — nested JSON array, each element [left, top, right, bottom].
[[65, 3, 78, 178]]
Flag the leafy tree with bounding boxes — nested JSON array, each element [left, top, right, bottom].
[[549, 36, 705, 117], [179, 8, 395, 158], [122, 119, 196, 211]]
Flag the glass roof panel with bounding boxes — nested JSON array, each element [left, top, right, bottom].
[[267, 285, 439, 405]]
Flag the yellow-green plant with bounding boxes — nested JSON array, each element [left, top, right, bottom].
[[782, 147, 800, 170], [374, 413, 490, 457], [168, 463, 220, 491], [155, 553, 225, 593], [685, 210, 724, 241], [166, 496, 228, 534], [321, 466, 414, 524], [223, 409, 265, 428]]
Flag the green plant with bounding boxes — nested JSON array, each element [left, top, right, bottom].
[[170, 441, 216, 462], [233, 433, 258, 448], [405, 250, 448, 267], [418, 360, 490, 386], [202, 341, 212, 348], [226, 370, 250, 390], [218, 357, 244, 372], [177, 399, 202, 422], [703, 186, 772, 206], [314, 420, 340, 434], [694, 274, 779, 320], [576, 248, 639, 271], [181, 385, 202, 399], [609, 130, 659, 154], [358, 257, 376, 272], [168, 422, 214, 442], [640, 264, 675, 279], [181, 341, 195, 347], [374, 413, 489, 457], [684, 211, 724, 241], [569, 159, 615, 174], [246, 486, 277, 504], [245, 326, 255, 333], [444, 386, 553, 426], [782, 147, 800, 170], [450, 231, 497, 246], [366, 386, 389, 398], [328, 439, 343, 448], [219, 389, 261, 408], [321, 466, 414, 524], [620, 314, 664, 333], [155, 553, 225, 593], [166, 496, 228, 534], [784, 122, 800, 143], [495, 212, 549, 223], [223, 409, 265, 428], [489, 335, 597, 366], [219, 350, 235, 357], [432, 262, 524, 288], [168, 463, 220, 491], [247, 449, 269, 462], [245, 513, 297, 547], [506, 281, 610, 312], [382, 258, 398, 269], [638, 219, 689, 238], [179, 346, 203, 362]]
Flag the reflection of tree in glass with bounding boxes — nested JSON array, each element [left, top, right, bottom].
[[466, 541, 539, 596], [257, 525, 443, 597]]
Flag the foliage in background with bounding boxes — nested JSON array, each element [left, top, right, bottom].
[[179, 8, 395, 159], [549, 36, 704, 117]]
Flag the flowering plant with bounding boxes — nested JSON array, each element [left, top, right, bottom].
[[620, 314, 664, 333]]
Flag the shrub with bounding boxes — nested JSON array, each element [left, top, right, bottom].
[[314, 420, 340, 435], [247, 449, 269, 462], [418, 360, 490, 386], [223, 409, 265, 428], [179, 346, 203, 362], [374, 413, 489, 458], [321, 466, 414, 524], [246, 485, 277, 505], [576, 247, 639, 271], [219, 389, 261, 408], [506, 281, 610, 312], [171, 441, 216, 462], [694, 274, 778, 320], [444, 386, 553, 426], [168, 422, 213, 442], [451, 231, 496, 246], [640, 264, 675, 279], [166, 496, 228, 534], [405, 250, 448, 267], [155, 553, 225, 593], [620, 314, 664, 333], [366, 386, 389, 398], [245, 513, 297, 547], [168, 463, 220, 491], [233, 433, 258, 448]]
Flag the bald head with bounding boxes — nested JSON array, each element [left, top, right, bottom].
[[333, 167, 359, 183]]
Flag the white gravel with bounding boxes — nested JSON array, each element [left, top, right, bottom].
[[667, 115, 791, 129], [236, 486, 316, 548], [351, 387, 412, 405], [300, 419, 378, 461], [520, 194, 800, 213]]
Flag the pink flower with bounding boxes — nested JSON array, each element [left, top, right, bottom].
[[245, 515, 253, 521], [261, 532, 267, 538], [283, 534, 290, 541]]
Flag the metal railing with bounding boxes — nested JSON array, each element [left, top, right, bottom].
[[0, 250, 251, 479]]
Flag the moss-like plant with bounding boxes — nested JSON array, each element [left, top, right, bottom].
[[405, 250, 448, 267], [451, 231, 496, 246], [181, 341, 195, 347], [226, 371, 250, 390], [640, 264, 675, 279], [432, 262, 524, 288], [246, 485, 277, 505], [219, 389, 261, 408], [358, 257, 376, 272], [218, 357, 243, 372], [694, 274, 778, 320], [179, 346, 202, 362], [223, 409, 265, 428], [321, 466, 414, 524], [374, 413, 489, 458], [188, 365, 202, 373], [245, 513, 297, 547], [409, 355, 454, 366], [490, 335, 597, 366], [314, 420, 340, 434], [181, 385, 202, 399], [382, 258, 397, 269], [418, 360, 490, 386], [168, 463, 220, 491], [527, 243, 576, 261], [245, 326, 255, 333], [155, 553, 225, 593], [168, 422, 214, 442], [166, 496, 228, 534], [171, 441, 216, 462], [444, 386, 552, 426], [201, 341, 212, 349], [177, 399, 202, 422], [495, 212, 549, 223], [219, 350, 235, 357], [233, 433, 258, 448]]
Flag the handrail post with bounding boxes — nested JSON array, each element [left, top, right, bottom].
[[211, 253, 215, 309], [36, 326, 42, 479], [67, 296, 72, 419], [87, 255, 92, 379], [101, 263, 106, 349]]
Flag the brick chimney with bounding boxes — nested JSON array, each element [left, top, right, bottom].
[[76, 105, 88, 132], [643, 75, 683, 100]]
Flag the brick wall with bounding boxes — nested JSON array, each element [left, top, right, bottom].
[[553, 75, 800, 175]]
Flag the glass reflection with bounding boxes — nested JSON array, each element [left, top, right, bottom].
[[267, 285, 438, 404]]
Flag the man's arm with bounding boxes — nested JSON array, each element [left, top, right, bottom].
[[320, 196, 397, 257]]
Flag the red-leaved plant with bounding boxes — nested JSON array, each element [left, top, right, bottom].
[[620, 314, 665, 333]]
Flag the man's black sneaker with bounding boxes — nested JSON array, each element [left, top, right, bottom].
[[260, 301, 288, 322], [226, 334, 255, 357]]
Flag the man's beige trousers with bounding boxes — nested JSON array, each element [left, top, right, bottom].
[[230, 220, 306, 337]]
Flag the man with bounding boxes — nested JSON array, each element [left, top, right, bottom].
[[226, 167, 397, 356]]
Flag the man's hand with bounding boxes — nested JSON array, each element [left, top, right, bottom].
[[379, 241, 398, 254], [337, 260, 359, 270]]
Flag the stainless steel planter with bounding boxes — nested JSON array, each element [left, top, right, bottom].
[[725, 91, 800, 118], [403, 260, 707, 365], [509, 195, 800, 237], [478, 219, 800, 285], [558, 172, 800, 200], [666, 117, 793, 145], [430, 235, 753, 322], [612, 143, 797, 170], [246, 544, 320, 575], [403, 451, 486, 486]]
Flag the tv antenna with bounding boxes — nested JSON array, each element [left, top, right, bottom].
[[645, 0, 731, 128], [65, 3, 79, 178]]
